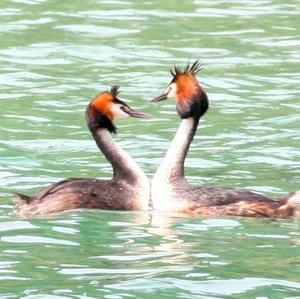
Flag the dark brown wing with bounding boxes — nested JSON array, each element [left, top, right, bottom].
[[189, 186, 277, 206], [35, 178, 84, 200], [15, 178, 136, 215], [35, 178, 134, 208]]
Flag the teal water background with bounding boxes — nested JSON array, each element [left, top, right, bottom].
[[0, 0, 300, 298]]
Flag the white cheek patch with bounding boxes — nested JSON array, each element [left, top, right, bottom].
[[166, 83, 177, 99], [112, 104, 129, 120]]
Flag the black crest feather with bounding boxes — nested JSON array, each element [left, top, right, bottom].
[[110, 85, 120, 97], [170, 60, 204, 79]]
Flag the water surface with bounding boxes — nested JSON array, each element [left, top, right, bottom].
[[0, 0, 300, 298]]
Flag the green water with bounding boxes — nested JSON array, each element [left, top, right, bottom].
[[1, 0, 300, 298]]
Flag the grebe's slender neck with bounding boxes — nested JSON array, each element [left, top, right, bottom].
[[91, 128, 145, 182], [155, 116, 199, 180], [86, 104, 146, 182]]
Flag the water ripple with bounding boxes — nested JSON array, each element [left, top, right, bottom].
[[0, 0, 300, 298], [1, 235, 79, 246], [0, 221, 37, 232], [55, 25, 140, 37]]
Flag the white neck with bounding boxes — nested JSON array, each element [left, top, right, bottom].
[[154, 117, 197, 180], [151, 117, 197, 211]]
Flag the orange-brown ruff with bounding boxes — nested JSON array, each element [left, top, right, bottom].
[[175, 73, 198, 101], [151, 61, 299, 218], [92, 92, 113, 117], [15, 86, 150, 216]]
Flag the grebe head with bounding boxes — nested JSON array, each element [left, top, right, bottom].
[[87, 85, 151, 133], [152, 61, 209, 119]]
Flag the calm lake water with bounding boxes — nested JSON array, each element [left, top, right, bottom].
[[1, 0, 300, 298]]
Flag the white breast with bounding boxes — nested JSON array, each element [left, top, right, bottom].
[[151, 171, 174, 211]]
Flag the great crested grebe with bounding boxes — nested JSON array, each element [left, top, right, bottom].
[[15, 86, 151, 215], [151, 61, 299, 217]]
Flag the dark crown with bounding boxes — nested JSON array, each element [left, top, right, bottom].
[[170, 60, 204, 78]]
